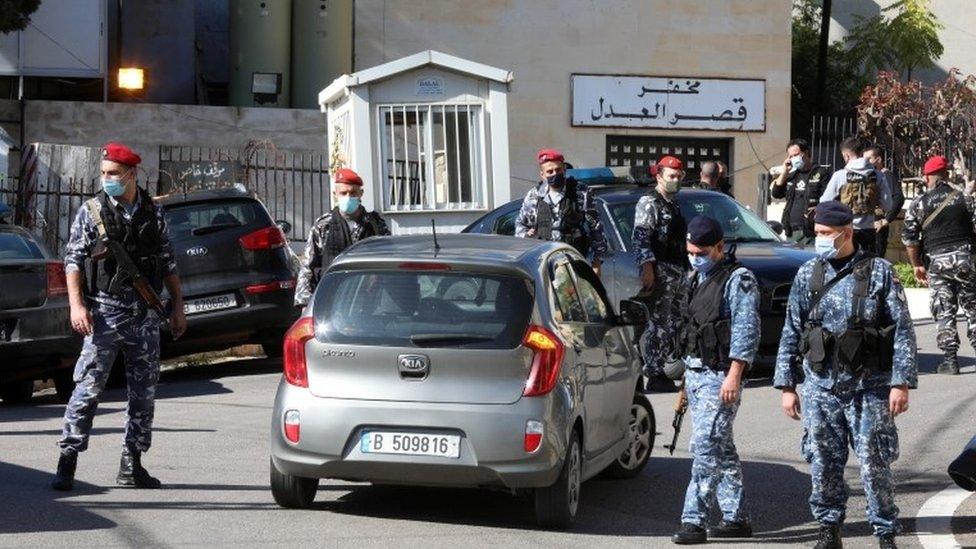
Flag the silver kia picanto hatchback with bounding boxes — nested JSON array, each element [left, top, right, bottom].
[[270, 234, 654, 528]]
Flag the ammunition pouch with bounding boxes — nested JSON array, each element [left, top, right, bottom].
[[684, 319, 732, 369], [801, 322, 894, 376], [801, 324, 833, 375]]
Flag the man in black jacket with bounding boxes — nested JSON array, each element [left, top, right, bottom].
[[770, 139, 830, 246], [865, 145, 905, 259]]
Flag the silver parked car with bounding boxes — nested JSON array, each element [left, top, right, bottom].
[[269, 234, 654, 528]]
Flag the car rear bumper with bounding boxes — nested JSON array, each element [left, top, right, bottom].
[[163, 289, 297, 356], [0, 300, 79, 377], [270, 380, 570, 490]]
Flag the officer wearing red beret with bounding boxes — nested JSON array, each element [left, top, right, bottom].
[[53, 142, 187, 491], [514, 148, 607, 273], [901, 155, 976, 375], [294, 167, 391, 307], [633, 156, 689, 392]]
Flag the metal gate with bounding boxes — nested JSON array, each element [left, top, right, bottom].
[[605, 135, 732, 184]]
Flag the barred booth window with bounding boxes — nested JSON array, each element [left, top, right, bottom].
[[378, 104, 485, 212]]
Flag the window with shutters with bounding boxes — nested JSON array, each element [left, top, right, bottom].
[[378, 104, 486, 213]]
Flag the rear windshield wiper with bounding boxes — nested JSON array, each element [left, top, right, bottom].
[[410, 333, 495, 346], [191, 223, 241, 236]]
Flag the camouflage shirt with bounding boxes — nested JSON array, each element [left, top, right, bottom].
[[901, 180, 976, 250], [63, 191, 177, 309], [632, 191, 687, 268], [683, 266, 761, 370], [294, 210, 391, 306], [514, 179, 607, 261], [774, 251, 918, 391]]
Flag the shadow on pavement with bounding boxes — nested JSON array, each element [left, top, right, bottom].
[[0, 460, 116, 534], [313, 457, 814, 538]]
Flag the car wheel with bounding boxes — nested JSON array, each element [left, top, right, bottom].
[[603, 394, 655, 479], [0, 379, 35, 405], [270, 457, 318, 508], [53, 373, 75, 402], [534, 429, 581, 529]]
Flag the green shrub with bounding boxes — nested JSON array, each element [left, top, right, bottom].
[[893, 262, 922, 289]]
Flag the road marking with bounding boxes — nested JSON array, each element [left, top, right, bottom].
[[915, 483, 972, 549]]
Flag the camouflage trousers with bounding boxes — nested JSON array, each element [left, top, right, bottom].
[[59, 303, 161, 454], [800, 385, 900, 537], [680, 367, 746, 526], [639, 263, 687, 377], [927, 250, 976, 357]]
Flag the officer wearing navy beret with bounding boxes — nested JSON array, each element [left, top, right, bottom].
[[775, 201, 917, 548], [672, 216, 760, 544]]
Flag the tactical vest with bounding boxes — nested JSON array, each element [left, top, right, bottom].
[[680, 260, 738, 369], [85, 189, 164, 297], [922, 183, 975, 256], [534, 178, 590, 256], [800, 257, 895, 376], [647, 190, 687, 266], [839, 170, 881, 216], [319, 207, 383, 271]]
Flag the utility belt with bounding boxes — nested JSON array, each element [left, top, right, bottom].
[[683, 319, 732, 370], [800, 321, 895, 376]]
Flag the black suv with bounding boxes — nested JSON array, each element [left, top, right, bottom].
[[159, 187, 299, 358]]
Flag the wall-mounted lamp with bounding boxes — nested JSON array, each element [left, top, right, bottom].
[[118, 67, 145, 90]]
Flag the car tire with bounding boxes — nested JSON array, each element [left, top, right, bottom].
[[270, 457, 318, 509], [603, 394, 655, 479], [0, 379, 35, 405], [53, 373, 75, 402], [534, 429, 582, 529], [262, 340, 284, 359]]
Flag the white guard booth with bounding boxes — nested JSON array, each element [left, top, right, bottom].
[[319, 50, 513, 234]]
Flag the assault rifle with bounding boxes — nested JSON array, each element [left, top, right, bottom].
[[664, 385, 688, 455]]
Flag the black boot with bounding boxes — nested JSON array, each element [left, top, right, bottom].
[[116, 449, 162, 489], [51, 450, 77, 491], [671, 522, 707, 545], [708, 519, 753, 538], [814, 523, 843, 549], [938, 355, 960, 375], [645, 374, 678, 393], [878, 534, 897, 549]]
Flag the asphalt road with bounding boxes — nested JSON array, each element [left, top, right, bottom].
[[1, 319, 974, 548]]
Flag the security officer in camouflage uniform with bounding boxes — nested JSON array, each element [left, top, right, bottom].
[[633, 155, 689, 392], [294, 167, 391, 308], [52, 143, 187, 491], [515, 148, 607, 274], [671, 216, 759, 545], [902, 155, 976, 375], [776, 201, 917, 549]]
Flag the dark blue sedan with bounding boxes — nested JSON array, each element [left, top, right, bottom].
[[463, 168, 816, 369]]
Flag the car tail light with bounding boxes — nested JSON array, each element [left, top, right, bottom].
[[524, 420, 544, 453], [283, 409, 300, 443], [46, 262, 68, 297], [283, 317, 314, 388], [245, 279, 297, 294], [239, 226, 286, 250], [522, 325, 565, 397], [398, 262, 452, 271]]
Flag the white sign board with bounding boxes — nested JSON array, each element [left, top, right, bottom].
[[572, 74, 765, 132]]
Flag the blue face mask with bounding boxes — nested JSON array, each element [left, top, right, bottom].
[[688, 253, 715, 273], [790, 155, 805, 172], [814, 234, 840, 259], [102, 177, 126, 197], [338, 196, 360, 215]]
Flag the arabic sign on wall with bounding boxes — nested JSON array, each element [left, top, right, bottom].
[[158, 160, 242, 193], [571, 74, 765, 132]]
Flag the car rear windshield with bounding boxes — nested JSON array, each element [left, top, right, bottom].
[[163, 198, 269, 239], [313, 270, 534, 349], [0, 232, 43, 260]]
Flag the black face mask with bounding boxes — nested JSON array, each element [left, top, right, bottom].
[[545, 173, 566, 190]]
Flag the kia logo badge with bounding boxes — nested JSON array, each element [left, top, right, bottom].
[[397, 354, 430, 379], [186, 246, 208, 257]]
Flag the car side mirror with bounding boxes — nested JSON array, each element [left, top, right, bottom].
[[276, 220, 292, 235], [766, 220, 784, 235], [617, 299, 649, 326]]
